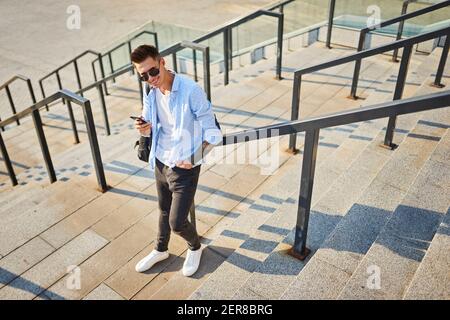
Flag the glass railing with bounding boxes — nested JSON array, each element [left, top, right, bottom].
[[98, 21, 205, 75], [95, 0, 449, 78], [332, 0, 450, 37]]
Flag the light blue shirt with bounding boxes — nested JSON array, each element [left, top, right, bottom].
[[141, 71, 223, 170]]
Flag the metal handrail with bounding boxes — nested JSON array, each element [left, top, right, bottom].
[[25, 0, 290, 143], [0, 89, 107, 192], [50, 41, 212, 140], [220, 90, 450, 259], [159, 7, 287, 85], [0, 75, 37, 131], [91, 0, 292, 92], [91, 30, 159, 84], [288, 26, 450, 152], [351, 0, 450, 98], [38, 49, 107, 106], [37, 49, 107, 142]]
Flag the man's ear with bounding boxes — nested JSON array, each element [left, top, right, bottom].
[[132, 62, 140, 74], [160, 57, 166, 67]]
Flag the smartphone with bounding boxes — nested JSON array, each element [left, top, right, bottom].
[[130, 116, 146, 122]]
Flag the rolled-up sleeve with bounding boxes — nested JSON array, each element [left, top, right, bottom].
[[189, 85, 223, 145]]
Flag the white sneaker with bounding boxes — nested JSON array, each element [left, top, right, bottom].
[[135, 249, 169, 273], [182, 246, 203, 277]]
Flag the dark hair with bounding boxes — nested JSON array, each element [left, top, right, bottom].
[[130, 45, 160, 63]]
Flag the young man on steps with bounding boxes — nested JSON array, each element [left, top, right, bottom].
[[131, 45, 222, 277]]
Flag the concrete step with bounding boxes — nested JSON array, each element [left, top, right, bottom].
[[282, 106, 450, 300], [336, 106, 450, 300], [200, 47, 442, 300], [0, 41, 353, 190], [0, 72, 268, 188], [0, 42, 347, 192], [186, 55, 403, 300], [138, 44, 404, 297], [0, 32, 446, 300], [27, 45, 364, 300], [31, 47, 352, 298], [403, 132, 450, 300], [0, 84, 142, 186], [277, 53, 449, 299], [190, 52, 415, 300], [33, 131, 293, 300], [0, 44, 310, 298]]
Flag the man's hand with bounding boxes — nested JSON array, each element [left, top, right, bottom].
[[202, 141, 210, 152], [135, 117, 151, 136], [175, 160, 193, 169]]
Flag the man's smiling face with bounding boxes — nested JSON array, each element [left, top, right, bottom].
[[134, 56, 166, 88]]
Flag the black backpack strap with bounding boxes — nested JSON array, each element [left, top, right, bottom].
[[214, 114, 221, 130]]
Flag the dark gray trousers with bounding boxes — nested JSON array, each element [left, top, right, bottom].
[[155, 158, 201, 252]]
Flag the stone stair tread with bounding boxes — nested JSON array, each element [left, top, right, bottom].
[[403, 143, 450, 300], [157, 47, 400, 300], [337, 108, 450, 300], [0, 25, 448, 301], [192, 46, 446, 300]]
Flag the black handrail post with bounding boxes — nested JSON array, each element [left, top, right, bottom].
[[56, 72, 66, 105], [39, 80, 49, 111], [384, 44, 413, 149], [189, 201, 196, 230], [326, 0, 336, 49], [128, 41, 135, 76], [228, 27, 233, 71], [154, 33, 159, 50], [276, 12, 284, 80], [223, 29, 230, 85], [203, 46, 212, 102], [289, 128, 319, 260], [0, 132, 18, 186], [5, 85, 20, 126], [393, 0, 410, 62], [108, 52, 115, 84], [97, 84, 111, 136], [349, 31, 366, 99], [98, 54, 109, 96], [73, 60, 83, 97], [92, 60, 98, 82], [193, 49, 198, 82], [288, 73, 301, 153], [172, 52, 178, 73], [32, 109, 57, 183], [0, 116, 4, 132], [432, 34, 449, 88], [82, 99, 108, 193], [27, 79, 37, 106], [66, 100, 80, 144]]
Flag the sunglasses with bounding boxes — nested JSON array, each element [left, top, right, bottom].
[[139, 67, 160, 81]]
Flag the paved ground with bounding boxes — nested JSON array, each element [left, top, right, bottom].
[[0, 0, 273, 83]]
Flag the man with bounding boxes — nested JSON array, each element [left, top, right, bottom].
[[131, 45, 222, 277]]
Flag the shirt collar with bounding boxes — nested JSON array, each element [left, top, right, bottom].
[[169, 70, 180, 93], [148, 69, 179, 94]]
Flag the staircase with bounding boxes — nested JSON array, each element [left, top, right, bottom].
[[0, 22, 449, 300]]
